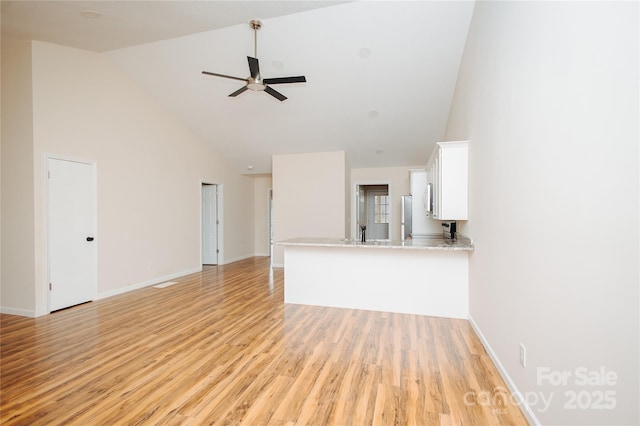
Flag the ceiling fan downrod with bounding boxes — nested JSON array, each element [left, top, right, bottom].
[[250, 19, 261, 59]]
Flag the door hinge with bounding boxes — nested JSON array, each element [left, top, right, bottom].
[[49, 283, 52, 290], [216, 220, 220, 225], [48, 171, 51, 179], [216, 249, 220, 254]]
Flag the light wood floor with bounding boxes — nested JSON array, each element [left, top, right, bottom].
[[1, 257, 528, 425]]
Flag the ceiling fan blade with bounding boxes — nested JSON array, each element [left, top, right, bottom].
[[229, 86, 249, 97], [263, 76, 307, 85], [247, 56, 260, 79], [202, 71, 247, 82], [264, 86, 287, 102]]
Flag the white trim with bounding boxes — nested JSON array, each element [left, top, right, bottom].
[[0, 306, 38, 318], [220, 253, 254, 265], [45, 154, 98, 314], [468, 315, 540, 426], [254, 252, 271, 257], [97, 266, 202, 300]]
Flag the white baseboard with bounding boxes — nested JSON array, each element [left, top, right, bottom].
[[0, 306, 37, 317], [97, 266, 202, 300], [468, 315, 540, 426], [271, 262, 284, 268], [220, 253, 255, 265], [254, 252, 270, 257]]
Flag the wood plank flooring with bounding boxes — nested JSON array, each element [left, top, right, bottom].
[[1, 257, 528, 425]]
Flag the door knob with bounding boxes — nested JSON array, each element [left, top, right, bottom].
[[86, 237, 94, 242]]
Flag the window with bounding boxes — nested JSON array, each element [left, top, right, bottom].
[[374, 195, 389, 224]]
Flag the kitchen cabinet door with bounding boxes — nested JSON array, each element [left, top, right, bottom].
[[426, 141, 468, 220]]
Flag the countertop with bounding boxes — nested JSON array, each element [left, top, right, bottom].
[[278, 234, 474, 251]]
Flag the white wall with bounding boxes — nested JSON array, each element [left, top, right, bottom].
[[272, 151, 347, 266], [446, 2, 638, 425], [1, 40, 36, 316], [1, 41, 256, 316], [253, 175, 272, 257]]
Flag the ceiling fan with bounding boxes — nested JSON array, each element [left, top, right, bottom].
[[202, 20, 306, 102]]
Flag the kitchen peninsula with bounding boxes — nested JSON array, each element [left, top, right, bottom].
[[279, 235, 473, 319]]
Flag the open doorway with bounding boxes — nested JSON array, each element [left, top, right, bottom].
[[201, 183, 219, 265], [355, 184, 390, 241]]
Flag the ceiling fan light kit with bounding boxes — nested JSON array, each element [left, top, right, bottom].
[[201, 19, 306, 102]]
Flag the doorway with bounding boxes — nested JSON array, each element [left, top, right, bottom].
[[201, 183, 219, 265], [47, 157, 97, 312], [354, 184, 390, 241]]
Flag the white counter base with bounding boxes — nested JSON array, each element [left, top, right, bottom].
[[284, 245, 469, 319]]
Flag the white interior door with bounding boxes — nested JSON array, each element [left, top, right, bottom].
[[48, 158, 96, 311], [202, 184, 218, 265]]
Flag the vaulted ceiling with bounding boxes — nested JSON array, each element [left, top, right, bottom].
[[2, 1, 475, 174]]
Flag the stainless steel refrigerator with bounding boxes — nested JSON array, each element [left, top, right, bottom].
[[401, 195, 412, 240]]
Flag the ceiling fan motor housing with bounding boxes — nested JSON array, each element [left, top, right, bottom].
[[247, 77, 265, 91]]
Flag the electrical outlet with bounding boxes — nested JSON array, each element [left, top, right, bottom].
[[520, 343, 527, 367]]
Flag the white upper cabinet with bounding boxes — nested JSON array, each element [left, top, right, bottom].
[[426, 141, 468, 220]]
